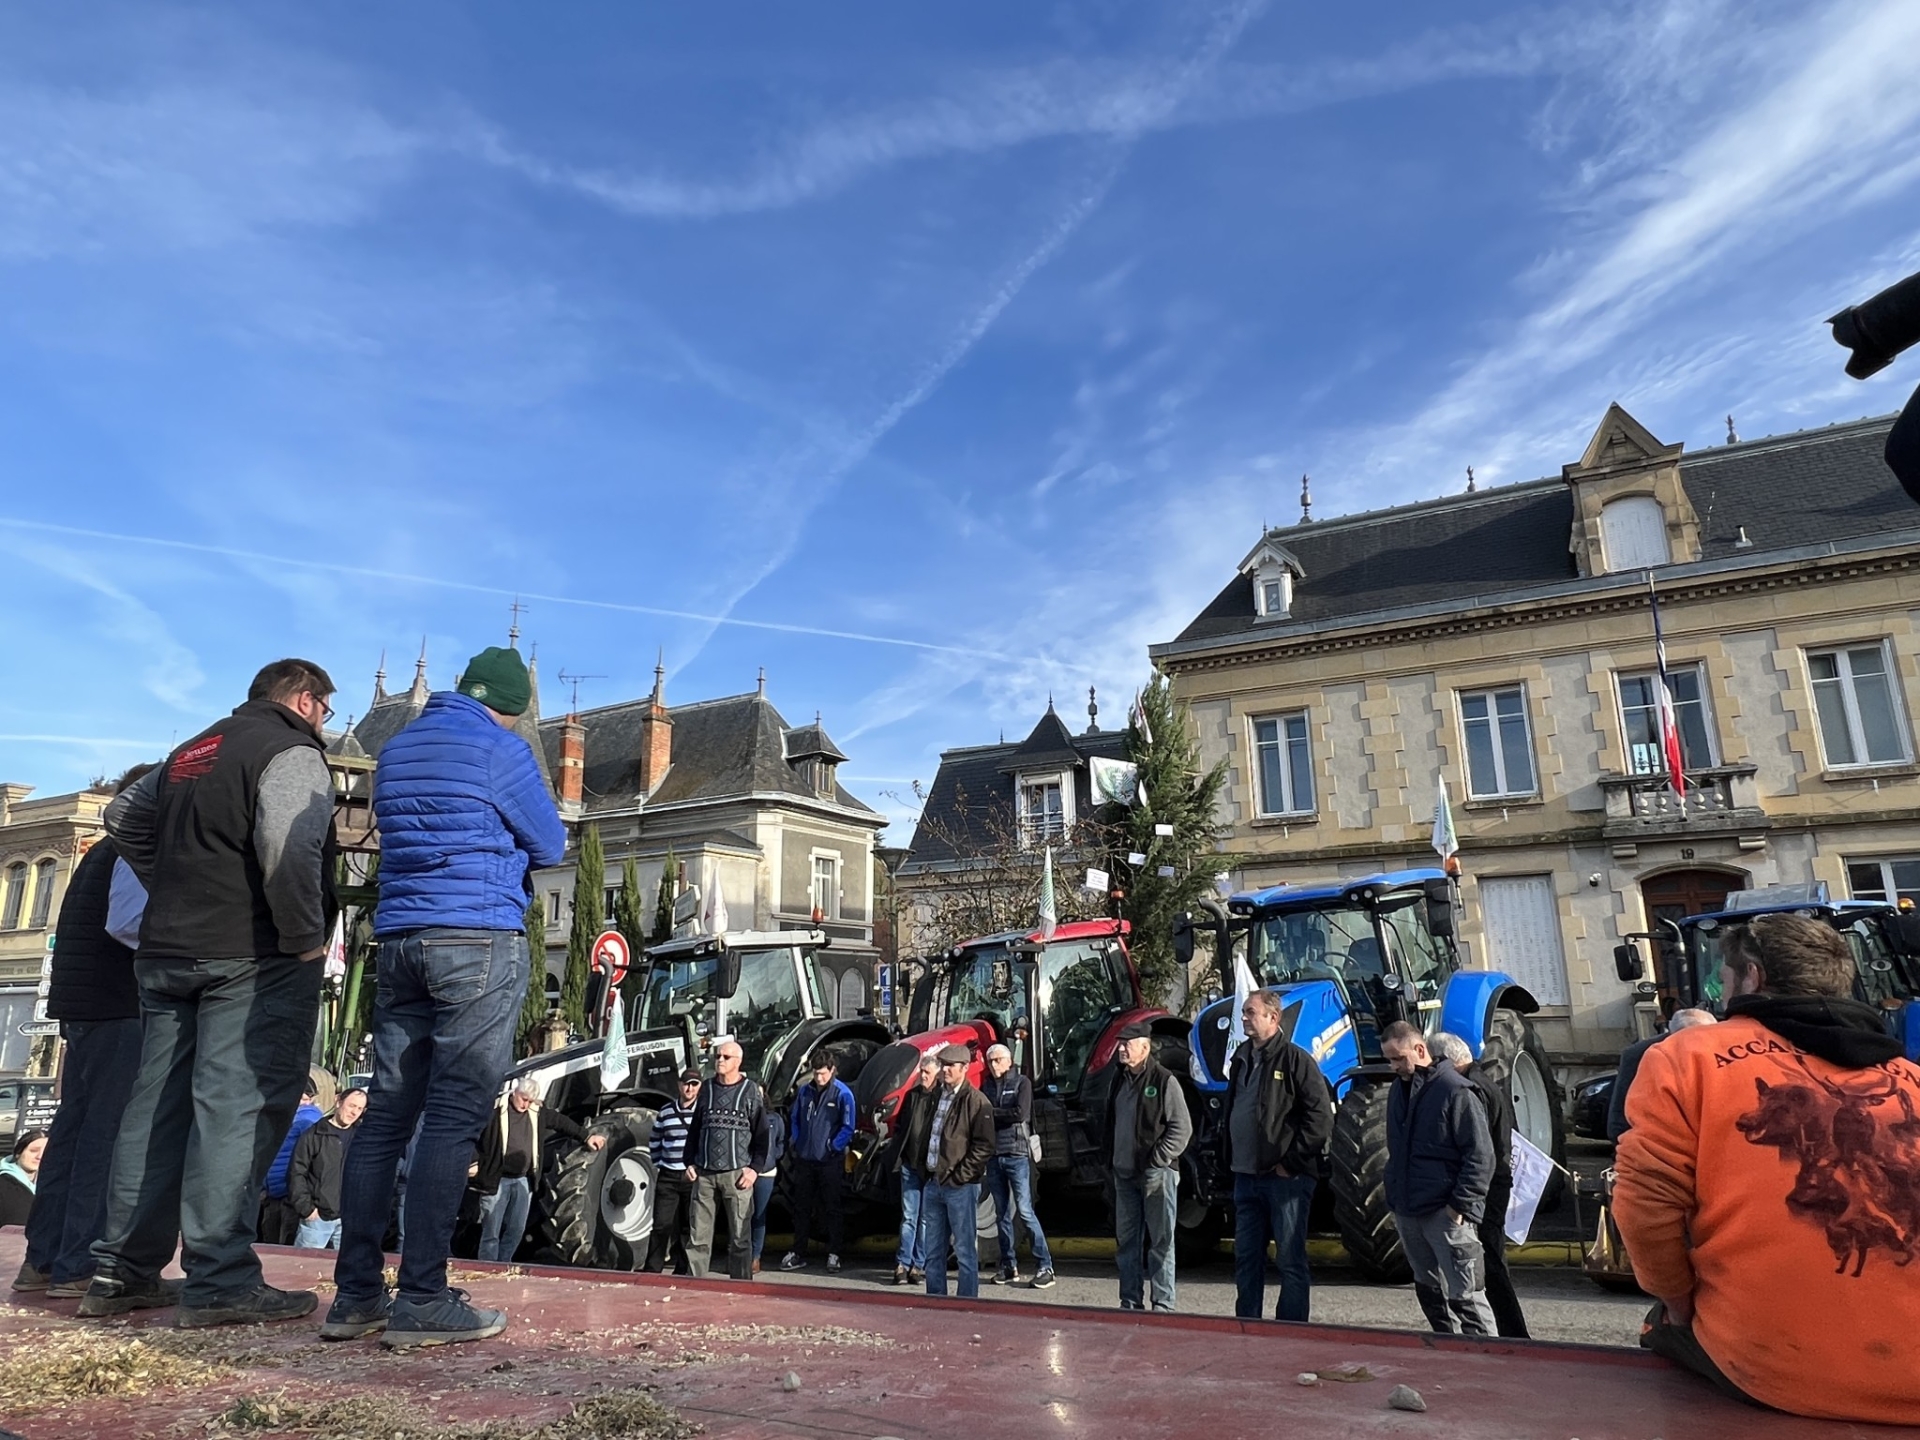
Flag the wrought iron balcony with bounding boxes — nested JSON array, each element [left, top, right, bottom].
[[1599, 763, 1768, 838]]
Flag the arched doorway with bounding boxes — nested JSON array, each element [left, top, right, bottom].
[[837, 969, 866, 1018], [1639, 867, 1746, 1002]]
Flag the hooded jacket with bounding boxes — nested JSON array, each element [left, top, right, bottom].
[[1613, 995, 1920, 1424], [371, 692, 567, 935]]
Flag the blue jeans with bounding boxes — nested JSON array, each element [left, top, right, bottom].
[[296, 1215, 342, 1249], [1233, 1171, 1316, 1321], [24, 1017, 142, 1284], [1114, 1167, 1178, 1312], [920, 1180, 979, 1298], [477, 1175, 532, 1262], [335, 928, 526, 1304], [751, 1170, 776, 1261], [92, 954, 324, 1307], [987, 1153, 1051, 1273], [896, 1167, 928, 1270]]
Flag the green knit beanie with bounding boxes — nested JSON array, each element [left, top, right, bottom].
[[457, 646, 531, 716]]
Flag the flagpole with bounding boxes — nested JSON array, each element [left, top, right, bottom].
[[1646, 571, 1687, 808]]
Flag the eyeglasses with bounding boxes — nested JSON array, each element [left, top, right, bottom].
[[308, 693, 335, 723]]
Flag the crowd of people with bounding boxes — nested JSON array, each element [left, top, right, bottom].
[[3, 640, 1914, 1425]]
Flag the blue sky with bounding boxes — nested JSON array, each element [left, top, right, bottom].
[[4, 1, 1920, 838]]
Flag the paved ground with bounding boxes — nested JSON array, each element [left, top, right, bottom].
[[756, 1253, 1652, 1347]]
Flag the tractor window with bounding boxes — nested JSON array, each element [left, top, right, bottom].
[[1251, 906, 1375, 989], [1692, 925, 1730, 1010], [635, 955, 721, 1033], [1038, 941, 1128, 1096], [1379, 898, 1448, 1005], [1843, 919, 1908, 1009], [942, 947, 1017, 1038], [726, 947, 814, 1081]]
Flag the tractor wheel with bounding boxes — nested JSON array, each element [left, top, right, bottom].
[[535, 1108, 657, 1270], [1330, 1080, 1408, 1283], [1475, 1009, 1567, 1206]]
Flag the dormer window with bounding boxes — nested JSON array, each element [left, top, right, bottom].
[[1239, 536, 1306, 623], [1600, 495, 1670, 572]]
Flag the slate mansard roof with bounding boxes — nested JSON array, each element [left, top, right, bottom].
[[906, 706, 1129, 869], [1164, 414, 1910, 650]]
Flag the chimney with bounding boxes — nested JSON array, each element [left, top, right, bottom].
[[557, 714, 587, 816], [638, 654, 673, 796]]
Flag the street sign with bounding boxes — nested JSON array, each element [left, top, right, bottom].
[[18, 1020, 59, 1038], [877, 963, 893, 1011], [590, 929, 631, 985]]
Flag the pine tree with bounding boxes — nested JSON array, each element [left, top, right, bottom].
[[651, 849, 680, 942], [563, 823, 605, 1033], [520, 893, 550, 1055], [1118, 676, 1240, 1011]]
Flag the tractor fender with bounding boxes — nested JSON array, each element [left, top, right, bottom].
[[1437, 972, 1539, 1056], [763, 1016, 892, 1111]]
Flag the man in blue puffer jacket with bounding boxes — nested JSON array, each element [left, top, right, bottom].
[[325, 646, 565, 1349]]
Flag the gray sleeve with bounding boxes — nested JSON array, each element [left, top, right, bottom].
[[103, 767, 162, 884], [105, 859, 148, 949], [255, 747, 333, 956], [1153, 1079, 1194, 1168]]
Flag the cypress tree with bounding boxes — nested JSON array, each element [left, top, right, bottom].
[[615, 855, 647, 1005], [651, 849, 680, 942], [563, 822, 605, 1033], [1118, 676, 1240, 1010], [520, 893, 550, 1054]]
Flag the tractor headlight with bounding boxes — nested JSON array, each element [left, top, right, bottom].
[[1188, 1051, 1211, 1087]]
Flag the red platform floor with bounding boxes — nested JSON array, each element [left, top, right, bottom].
[[0, 1231, 1908, 1440]]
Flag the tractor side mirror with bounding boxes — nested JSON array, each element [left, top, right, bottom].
[[1173, 914, 1195, 967], [714, 948, 744, 1000], [1614, 942, 1644, 983], [1423, 878, 1455, 939]]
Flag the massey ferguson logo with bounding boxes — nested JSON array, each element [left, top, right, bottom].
[[170, 735, 223, 781]]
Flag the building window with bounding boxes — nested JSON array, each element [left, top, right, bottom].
[[812, 855, 840, 920], [1600, 495, 1669, 571], [1019, 781, 1065, 846], [1847, 857, 1920, 908], [1252, 712, 1313, 815], [1459, 687, 1537, 798], [26, 859, 56, 929], [0, 865, 24, 930], [547, 890, 563, 928], [604, 886, 621, 917], [0, 992, 32, 1071], [1618, 669, 1715, 775], [1808, 643, 1910, 768]]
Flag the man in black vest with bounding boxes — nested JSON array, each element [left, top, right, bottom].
[[1104, 1021, 1191, 1312], [13, 764, 155, 1298], [81, 659, 337, 1328], [681, 1041, 770, 1280]]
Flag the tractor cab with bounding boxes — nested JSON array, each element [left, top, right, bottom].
[[629, 929, 831, 1097], [1614, 885, 1920, 1059]]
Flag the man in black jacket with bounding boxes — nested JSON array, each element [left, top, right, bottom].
[[1223, 990, 1333, 1322], [1104, 1021, 1192, 1312], [84, 661, 337, 1329], [681, 1041, 770, 1280], [983, 1043, 1054, 1287], [1434, 1032, 1527, 1338], [469, 1078, 602, 1262], [883, 1053, 940, 1284], [290, 1090, 366, 1249], [920, 1043, 995, 1299], [1381, 1021, 1495, 1335], [14, 764, 154, 1298]]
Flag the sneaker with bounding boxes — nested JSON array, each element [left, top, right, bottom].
[[992, 1268, 1019, 1286], [176, 1284, 317, 1329], [826, 1254, 841, 1274], [891, 1266, 910, 1286], [11, 1261, 48, 1293], [779, 1252, 806, 1272], [319, 1290, 393, 1341], [381, 1288, 506, 1349], [908, 1267, 926, 1284], [46, 1275, 97, 1299], [1030, 1267, 1057, 1289], [76, 1276, 183, 1317]]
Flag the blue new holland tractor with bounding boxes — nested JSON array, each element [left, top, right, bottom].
[[1175, 868, 1564, 1281]]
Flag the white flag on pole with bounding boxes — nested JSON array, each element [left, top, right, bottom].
[[1088, 755, 1142, 807], [1038, 847, 1057, 940], [1431, 777, 1458, 863], [323, 913, 348, 980], [600, 996, 630, 1090], [1130, 689, 1154, 749], [702, 864, 729, 936], [1224, 947, 1258, 1055], [1505, 1131, 1554, 1243]]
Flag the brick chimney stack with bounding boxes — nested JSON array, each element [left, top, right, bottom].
[[557, 713, 587, 817], [638, 653, 673, 796]]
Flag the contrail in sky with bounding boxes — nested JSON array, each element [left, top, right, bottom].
[[0, 516, 1020, 662]]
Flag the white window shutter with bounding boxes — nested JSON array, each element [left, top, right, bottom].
[[1477, 874, 1569, 1006]]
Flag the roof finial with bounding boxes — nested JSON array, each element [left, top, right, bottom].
[[757, 666, 767, 697], [1046, 692, 1055, 713], [652, 649, 666, 706], [508, 596, 528, 650], [1726, 414, 1738, 445], [410, 638, 429, 700], [1300, 474, 1312, 524], [373, 649, 388, 703], [1087, 685, 1100, 734], [1466, 465, 1476, 493]]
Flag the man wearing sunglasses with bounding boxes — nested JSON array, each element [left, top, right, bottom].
[[85, 659, 340, 1328]]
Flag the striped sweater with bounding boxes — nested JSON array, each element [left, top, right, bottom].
[[649, 1099, 697, 1169]]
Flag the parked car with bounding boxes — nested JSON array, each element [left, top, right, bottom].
[[1570, 1071, 1616, 1142]]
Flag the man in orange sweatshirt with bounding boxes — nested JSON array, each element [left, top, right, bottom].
[[1614, 912, 1920, 1423]]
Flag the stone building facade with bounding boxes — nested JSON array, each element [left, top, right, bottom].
[[1150, 407, 1920, 1061], [0, 783, 115, 1077]]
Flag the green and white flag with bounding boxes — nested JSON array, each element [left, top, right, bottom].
[[600, 996, 630, 1090], [1038, 846, 1057, 940], [1431, 777, 1458, 862], [1089, 755, 1142, 807]]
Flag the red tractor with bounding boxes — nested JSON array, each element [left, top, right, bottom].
[[848, 919, 1217, 1257]]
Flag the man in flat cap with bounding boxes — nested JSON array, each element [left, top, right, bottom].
[[1104, 1020, 1191, 1312], [919, 1043, 995, 1298], [326, 644, 566, 1348]]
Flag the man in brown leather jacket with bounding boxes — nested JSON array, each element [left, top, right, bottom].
[[918, 1044, 994, 1298]]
